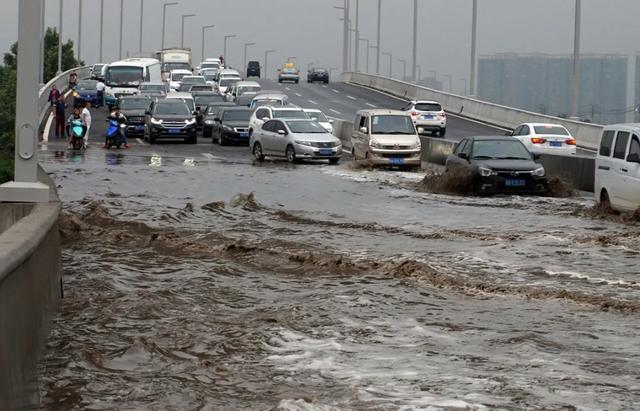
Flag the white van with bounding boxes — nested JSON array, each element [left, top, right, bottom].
[[104, 58, 161, 108], [595, 124, 640, 212]]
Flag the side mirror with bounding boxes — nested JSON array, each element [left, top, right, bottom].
[[277, 129, 286, 135], [458, 153, 469, 160], [504, 131, 513, 136], [359, 126, 368, 134], [262, 117, 270, 122], [195, 106, 201, 112], [214, 117, 221, 123], [533, 153, 542, 161], [627, 153, 640, 163], [329, 119, 334, 124]]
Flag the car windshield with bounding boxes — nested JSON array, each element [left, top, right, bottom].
[[77, 80, 97, 91], [533, 125, 570, 136], [287, 120, 327, 134], [273, 110, 308, 119], [472, 140, 532, 160], [313, 69, 327, 74], [219, 78, 239, 87], [371, 115, 416, 135], [201, 63, 219, 70], [237, 86, 261, 95], [195, 95, 224, 106], [154, 103, 191, 116], [222, 110, 252, 122], [306, 111, 329, 122], [91, 65, 104, 74], [182, 77, 206, 85], [119, 99, 150, 110], [283, 68, 298, 74], [171, 72, 188, 82], [203, 74, 217, 82], [252, 99, 284, 108], [140, 84, 165, 92], [191, 85, 212, 91], [106, 66, 143, 87], [415, 103, 442, 112], [163, 62, 190, 72]]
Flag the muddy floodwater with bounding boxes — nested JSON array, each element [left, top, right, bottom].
[[38, 148, 640, 410]]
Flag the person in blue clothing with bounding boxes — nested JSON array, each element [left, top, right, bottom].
[[54, 95, 67, 139]]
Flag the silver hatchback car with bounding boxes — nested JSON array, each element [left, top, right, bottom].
[[251, 119, 342, 164]]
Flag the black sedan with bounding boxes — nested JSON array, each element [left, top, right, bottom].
[[118, 96, 152, 136], [246, 61, 261, 78], [193, 92, 226, 128], [201, 102, 237, 138], [144, 100, 197, 144], [445, 136, 547, 195], [210, 107, 253, 145], [307, 68, 329, 84]]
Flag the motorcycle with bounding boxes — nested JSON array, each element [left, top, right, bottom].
[[105, 118, 127, 149], [69, 119, 86, 150]]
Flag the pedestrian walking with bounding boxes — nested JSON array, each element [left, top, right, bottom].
[[54, 95, 67, 139], [96, 80, 105, 108], [81, 101, 92, 148]]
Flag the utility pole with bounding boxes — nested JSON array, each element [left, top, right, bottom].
[[411, 0, 418, 82], [161, 2, 178, 50], [57, 0, 63, 75], [99, 0, 104, 62], [39, 0, 45, 84], [354, 0, 360, 72], [181, 14, 196, 49], [333, 1, 349, 74], [470, 0, 478, 96], [376, 0, 382, 74], [383, 52, 392, 77], [201, 25, 215, 62], [0, 0, 50, 202], [571, 0, 582, 119], [119, 0, 124, 60], [139, 0, 144, 53], [224, 35, 236, 67], [444, 74, 452, 93], [244, 42, 256, 71], [77, 0, 82, 62], [264, 49, 275, 80], [398, 59, 407, 81], [359, 38, 370, 73]]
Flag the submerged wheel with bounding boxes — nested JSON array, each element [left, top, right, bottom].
[[286, 145, 298, 163], [253, 142, 265, 161]]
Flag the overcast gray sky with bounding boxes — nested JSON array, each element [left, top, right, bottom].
[[1, 0, 640, 93]]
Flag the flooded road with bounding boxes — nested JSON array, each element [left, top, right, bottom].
[[39, 137, 640, 410]]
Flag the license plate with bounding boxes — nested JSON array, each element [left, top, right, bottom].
[[389, 158, 405, 165], [135, 125, 144, 131], [319, 149, 332, 156], [549, 141, 562, 147], [239, 132, 249, 137], [168, 129, 181, 134], [505, 179, 526, 187], [422, 115, 434, 120]]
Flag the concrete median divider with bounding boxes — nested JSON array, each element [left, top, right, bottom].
[[342, 72, 605, 152]]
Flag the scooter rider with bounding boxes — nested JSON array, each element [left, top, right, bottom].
[[66, 107, 87, 148], [104, 106, 129, 149]]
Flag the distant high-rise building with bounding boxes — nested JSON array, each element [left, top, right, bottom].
[[478, 53, 628, 125]]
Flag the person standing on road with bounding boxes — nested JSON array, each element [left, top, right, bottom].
[[81, 101, 92, 148], [96, 80, 105, 108], [48, 85, 61, 108], [54, 95, 67, 139]]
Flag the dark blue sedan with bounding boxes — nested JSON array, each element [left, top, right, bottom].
[[73, 80, 102, 107]]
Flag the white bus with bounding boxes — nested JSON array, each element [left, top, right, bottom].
[[104, 58, 162, 108]]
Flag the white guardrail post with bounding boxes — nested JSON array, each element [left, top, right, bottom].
[[0, 0, 49, 203]]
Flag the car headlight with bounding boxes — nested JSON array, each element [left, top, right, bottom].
[[369, 139, 383, 149], [150, 118, 163, 125], [222, 125, 233, 131], [185, 118, 196, 126], [410, 137, 422, 150], [478, 167, 497, 177], [204, 120, 214, 125], [532, 167, 546, 177], [295, 140, 314, 147]]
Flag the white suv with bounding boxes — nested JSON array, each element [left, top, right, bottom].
[[249, 106, 309, 135], [509, 123, 577, 155], [595, 124, 640, 212], [402, 100, 446, 137]]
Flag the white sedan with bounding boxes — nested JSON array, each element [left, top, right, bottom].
[[508, 123, 577, 155]]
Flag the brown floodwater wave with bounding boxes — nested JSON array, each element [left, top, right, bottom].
[[59, 201, 640, 313]]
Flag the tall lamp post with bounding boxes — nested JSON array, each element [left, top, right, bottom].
[[354, 0, 360, 72], [119, 0, 124, 59], [223, 35, 237, 67], [359, 38, 370, 73], [57, 0, 63, 75], [571, 0, 581, 119], [333, 0, 349, 74], [201, 25, 215, 62], [99, 0, 104, 62], [264, 49, 275, 80], [411, 0, 418, 81], [443, 74, 453, 93], [181, 14, 196, 49], [244, 42, 256, 71], [77, 0, 82, 61], [161, 2, 178, 50], [376, 0, 382, 74], [139, 0, 144, 53], [470, 0, 478, 96], [383, 52, 392, 77], [397, 58, 407, 81]]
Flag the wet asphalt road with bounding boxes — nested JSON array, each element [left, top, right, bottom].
[[37, 88, 640, 410]]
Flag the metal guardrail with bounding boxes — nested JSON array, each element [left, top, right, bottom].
[[342, 72, 604, 151]]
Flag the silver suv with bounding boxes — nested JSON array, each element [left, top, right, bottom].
[[402, 100, 447, 137]]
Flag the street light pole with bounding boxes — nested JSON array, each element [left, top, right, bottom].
[[470, 0, 478, 96], [201, 25, 215, 62], [416, 64, 421, 82], [376, 0, 382, 74], [244, 42, 256, 71], [223, 35, 236, 67], [139, 0, 144, 53], [333, 1, 349, 74], [359, 38, 369, 73], [119, 0, 124, 60], [398, 59, 407, 80], [161, 2, 178, 50], [39, 0, 45, 84], [264, 49, 275, 80], [354, 0, 360, 72], [443, 74, 452, 93], [57, 0, 63, 75], [571, 0, 581, 119], [99, 0, 104, 62], [460, 78, 468, 95], [77, 0, 82, 62], [383, 52, 392, 77], [181, 14, 196, 49], [411, 0, 418, 82]]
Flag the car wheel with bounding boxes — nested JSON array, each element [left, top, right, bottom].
[[253, 142, 265, 161], [329, 158, 340, 165], [440, 127, 447, 137], [600, 189, 612, 211], [286, 145, 298, 163], [220, 133, 227, 146]]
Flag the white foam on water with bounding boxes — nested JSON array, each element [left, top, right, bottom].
[[544, 270, 640, 289]]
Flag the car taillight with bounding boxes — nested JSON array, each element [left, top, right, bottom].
[[565, 138, 577, 145], [411, 112, 419, 117], [438, 112, 446, 118], [531, 137, 547, 144]]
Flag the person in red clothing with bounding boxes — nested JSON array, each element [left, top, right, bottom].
[[48, 85, 61, 108]]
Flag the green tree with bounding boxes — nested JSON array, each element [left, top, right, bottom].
[[43, 27, 81, 82]]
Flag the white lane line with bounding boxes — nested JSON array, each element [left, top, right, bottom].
[[136, 138, 148, 145], [285, 87, 291, 91], [365, 103, 377, 108], [347, 95, 357, 100], [42, 113, 54, 142], [329, 109, 341, 115], [308, 99, 318, 105], [332, 89, 340, 93], [295, 93, 302, 97], [322, 85, 328, 88], [202, 152, 224, 161]]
